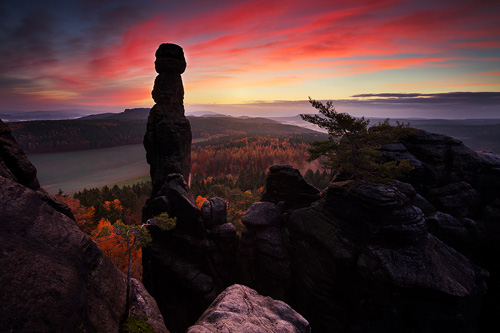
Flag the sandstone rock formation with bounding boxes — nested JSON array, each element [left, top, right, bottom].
[[381, 129, 500, 331], [142, 45, 239, 332], [138, 44, 498, 332], [187, 284, 311, 333], [0, 119, 166, 332], [238, 165, 489, 332], [0, 119, 74, 219], [144, 43, 192, 195]]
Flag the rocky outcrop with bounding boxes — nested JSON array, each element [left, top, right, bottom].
[[0, 119, 73, 219], [238, 202, 290, 300], [0, 119, 166, 332], [187, 284, 311, 333], [380, 129, 500, 330], [288, 181, 487, 332], [395, 129, 500, 203], [144, 43, 192, 195], [142, 174, 239, 332], [261, 165, 321, 209], [238, 166, 489, 332], [142, 44, 239, 332]]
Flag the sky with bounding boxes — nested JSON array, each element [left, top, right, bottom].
[[1, 0, 499, 118]]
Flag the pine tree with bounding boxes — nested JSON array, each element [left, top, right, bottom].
[[301, 98, 415, 183]]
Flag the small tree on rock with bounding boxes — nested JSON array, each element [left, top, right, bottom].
[[301, 98, 415, 182], [92, 212, 176, 321]]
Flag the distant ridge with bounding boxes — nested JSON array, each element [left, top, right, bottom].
[[79, 108, 228, 120], [0, 110, 97, 122], [80, 108, 150, 120]]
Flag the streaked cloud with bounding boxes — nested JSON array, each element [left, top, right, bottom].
[[0, 0, 499, 117]]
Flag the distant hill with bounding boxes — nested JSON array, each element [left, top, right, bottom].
[[80, 108, 150, 120], [0, 110, 98, 122], [8, 115, 319, 154], [80, 108, 227, 120], [269, 114, 500, 154]]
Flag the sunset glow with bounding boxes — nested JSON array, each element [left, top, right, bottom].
[[1, 0, 499, 117]]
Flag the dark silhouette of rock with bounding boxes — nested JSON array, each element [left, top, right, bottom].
[[144, 43, 191, 195], [398, 130, 500, 201], [0, 120, 166, 332], [238, 165, 488, 332], [238, 202, 290, 300], [0, 119, 74, 219], [380, 129, 500, 330], [142, 174, 239, 332], [0, 119, 39, 189], [142, 43, 240, 332], [261, 165, 321, 209], [292, 181, 487, 332], [427, 181, 481, 218], [187, 284, 311, 333], [201, 197, 227, 229], [155, 43, 187, 74]]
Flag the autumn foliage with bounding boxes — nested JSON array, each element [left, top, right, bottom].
[[92, 218, 143, 280], [59, 134, 327, 278]]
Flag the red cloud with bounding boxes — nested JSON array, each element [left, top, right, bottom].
[[2, 0, 499, 110]]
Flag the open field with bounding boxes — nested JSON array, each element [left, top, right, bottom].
[[28, 144, 149, 194]]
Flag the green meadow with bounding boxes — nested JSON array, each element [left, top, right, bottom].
[[28, 144, 150, 195]]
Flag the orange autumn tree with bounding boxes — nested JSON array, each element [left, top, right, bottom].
[[92, 218, 143, 280], [57, 196, 95, 234], [92, 213, 176, 319], [195, 195, 207, 209]]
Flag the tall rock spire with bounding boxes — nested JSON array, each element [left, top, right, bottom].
[[144, 43, 192, 195]]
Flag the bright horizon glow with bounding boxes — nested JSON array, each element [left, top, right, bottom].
[[1, 0, 499, 118]]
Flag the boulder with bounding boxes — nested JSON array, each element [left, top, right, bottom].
[[152, 73, 184, 105], [284, 181, 488, 332], [202, 197, 228, 229], [242, 202, 281, 226], [427, 181, 481, 218], [0, 173, 166, 333], [238, 202, 289, 300], [399, 129, 500, 200], [154, 43, 187, 74], [187, 284, 311, 333], [261, 165, 321, 209], [0, 119, 74, 219]]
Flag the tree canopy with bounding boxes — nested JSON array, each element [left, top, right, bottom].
[[301, 98, 415, 183]]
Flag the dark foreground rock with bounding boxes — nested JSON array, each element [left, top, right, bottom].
[[239, 167, 489, 332], [0, 119, 167, 332], [382, 129, 500, 331], [0, 119, 74, 219], [287, 181, 487, 332], [144, 43, 192, 195], [142, 44, 242, 332], [187, 284, 311, 333], [142, 175, 238, 332]]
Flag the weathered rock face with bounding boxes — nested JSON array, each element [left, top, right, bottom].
[[261, 165, 321, 209], [238, 202, 290, 300], [0, 119, 74, 219], [381, 129, 500, 330], [142, 174, 239, 332], [187, 284, 311, 333], [238, 167, 489, 332], [142, 43, 240, 333], [144, 43, 191, 195], [289, 181, 487, 332], [396, 129, 500, 202], [0, 120, 166, 333]]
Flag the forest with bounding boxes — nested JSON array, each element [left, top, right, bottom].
[[58, 132, 329, 280], [8, 115, 320, 154]]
